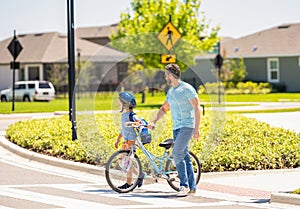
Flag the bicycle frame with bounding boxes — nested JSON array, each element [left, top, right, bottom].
[[133, 126, 174, 177], [106, 122, 201, 193]]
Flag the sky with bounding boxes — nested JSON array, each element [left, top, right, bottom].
[[0, 0, 299, 41]]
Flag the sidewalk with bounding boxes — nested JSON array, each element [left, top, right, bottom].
[[1, 103, 300, 206]]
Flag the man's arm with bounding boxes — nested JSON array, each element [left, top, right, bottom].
[[189, 97, 201, 139], [152, 101, 170, 124]]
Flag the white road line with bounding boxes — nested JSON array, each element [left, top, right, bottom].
[[49, 183, 235, 208], [0, 183, 279, 209], [0, 187, 114, 209], [0, 185, 236, 209], [114, 201, 235, 208], [0, 206, 14, 209]]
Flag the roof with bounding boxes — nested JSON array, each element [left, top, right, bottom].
[[222, 23, 300, 58], [76, 23, 118, 39], [0, 31, 127, 64]]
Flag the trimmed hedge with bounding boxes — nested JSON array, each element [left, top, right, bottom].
[[5, 111, 300, 172], [198, 81, 272, 95]]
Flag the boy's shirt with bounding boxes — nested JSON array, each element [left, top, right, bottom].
[[121, 112, 139, 140]]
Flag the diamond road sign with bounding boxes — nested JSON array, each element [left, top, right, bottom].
[[157, 22, 182, 51], [7, 36, 23, 60]]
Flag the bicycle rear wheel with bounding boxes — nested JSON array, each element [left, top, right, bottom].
[[105, 150, 142, 193], [165, 151, 201, 191]]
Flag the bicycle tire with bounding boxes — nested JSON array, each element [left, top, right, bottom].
[[165, 151, 201, 191], [105, 150, 143, 193]]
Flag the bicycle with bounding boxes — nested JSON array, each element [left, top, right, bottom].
[[105, 122, 201, 193]]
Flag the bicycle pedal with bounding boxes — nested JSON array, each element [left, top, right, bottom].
[[169, 178, 175, 182]]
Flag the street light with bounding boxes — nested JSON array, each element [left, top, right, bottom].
[[67, 0, 77, 140]]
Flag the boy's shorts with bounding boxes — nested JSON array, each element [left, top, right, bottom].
[[122, 140, 135, 150]]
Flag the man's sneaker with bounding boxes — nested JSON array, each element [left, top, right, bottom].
[[177, 186, 190, 197], [138, 173, 145, 187], [118, 183, 132, 189], [188, 189, 196, 194]]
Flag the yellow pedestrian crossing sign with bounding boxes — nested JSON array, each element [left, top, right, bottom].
[[161, 54, 176, 64], [157, 22, 182, 51]]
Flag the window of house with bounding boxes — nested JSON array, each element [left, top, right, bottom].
[[19, 68, 25, 81], [28, 66, 40, 80], [267, 58, 279, 82], [25, 64, 43, 81]]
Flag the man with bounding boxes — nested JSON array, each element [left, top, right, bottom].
[[152, 64, 201, 197]]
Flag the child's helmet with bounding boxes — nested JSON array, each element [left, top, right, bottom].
[[119, 92, 136, 108]]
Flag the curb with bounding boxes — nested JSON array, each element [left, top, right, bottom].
[[271, 192, 300, 205], [0, 134, 105, 176], [0, 134, 157, 184]]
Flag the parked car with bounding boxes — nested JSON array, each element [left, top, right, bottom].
[[0, 81, 55, 102]]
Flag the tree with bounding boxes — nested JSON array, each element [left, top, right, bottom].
[[48, 64, 68, 95], [48, 61, 94, 97], [230, 58, 247, 83], [110, 0, 219, 71], [220, 56, 247, 83]]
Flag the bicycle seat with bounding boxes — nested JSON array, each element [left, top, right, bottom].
[[159, 138, 174, 149]]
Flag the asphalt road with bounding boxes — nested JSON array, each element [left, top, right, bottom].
[[1, 144, 287, 209], [243, 112, 300, 133]]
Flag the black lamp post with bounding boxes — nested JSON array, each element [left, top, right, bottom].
[[67, 0, 77, 140], [214, 41, 223, 104], [77, 48, 81, 99]]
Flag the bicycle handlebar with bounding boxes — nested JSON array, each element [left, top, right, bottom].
[[124, 121, 154, 130]]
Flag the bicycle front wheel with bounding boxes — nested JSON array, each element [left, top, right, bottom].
[[105, 150, 142, 193], [165, 151, 201, 191]]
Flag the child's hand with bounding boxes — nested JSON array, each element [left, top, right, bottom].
[[114, 141, 119, 149]]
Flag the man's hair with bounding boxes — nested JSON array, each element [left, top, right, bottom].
[[165, 64, 181, 79]]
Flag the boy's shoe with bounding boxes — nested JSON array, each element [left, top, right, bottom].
[[177, 186, 190, 197], [138, 173, 145, 187], [118, 183, 132, 189]]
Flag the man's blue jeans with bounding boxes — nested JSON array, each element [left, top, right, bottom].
[[172, 127, 196, 190]]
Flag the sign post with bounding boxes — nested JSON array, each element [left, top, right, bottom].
[[7, 30, 23, 111], [67, 0, 77, 140], [214, 41, 223, 104], [157, 15, 181, 64]]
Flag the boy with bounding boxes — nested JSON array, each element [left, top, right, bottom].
[[115, 92, 145, 189]]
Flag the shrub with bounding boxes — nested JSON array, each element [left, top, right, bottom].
[[5, 111, 300, 172], [198, 81, 271, 95]]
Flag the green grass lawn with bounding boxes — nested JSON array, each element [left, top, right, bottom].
[[0, 92, 300, 114]]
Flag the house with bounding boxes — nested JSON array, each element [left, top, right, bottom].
[[76, 23, 118, 46], [224, 23, 300, 92], [2, 22, 299, 92], [0, 29, 128, 92], [185, 23, 300, 92], [76, 22, 300, 92]]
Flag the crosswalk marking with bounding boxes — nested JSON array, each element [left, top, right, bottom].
[[0, 206, 14, 209], [0, 183, 278, 209], [0, 187, 114, 209], [0, 183, 237, 209]]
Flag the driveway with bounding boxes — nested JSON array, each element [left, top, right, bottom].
[[243, 112, 300, 133]]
